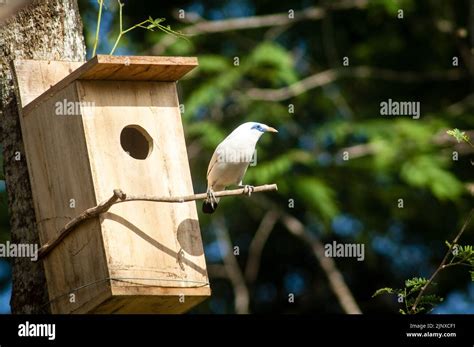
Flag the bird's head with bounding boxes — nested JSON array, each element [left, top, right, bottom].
[[226, 122, 278, 143], [249, 122, 278, 134]]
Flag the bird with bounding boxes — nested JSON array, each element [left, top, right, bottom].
[[202, 122, 278, 214]]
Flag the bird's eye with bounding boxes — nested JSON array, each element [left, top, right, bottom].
[[251, 124, 265, 132]]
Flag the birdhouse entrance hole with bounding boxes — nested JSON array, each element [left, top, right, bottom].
[[120, 125, 153, 160]]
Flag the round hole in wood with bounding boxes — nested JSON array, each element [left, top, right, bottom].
[[120, 125, 153, 160]]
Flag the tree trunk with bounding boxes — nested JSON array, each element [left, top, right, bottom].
[[0, 0, 86, 313]]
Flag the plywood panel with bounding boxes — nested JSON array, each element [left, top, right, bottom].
[[13, 59, 83, 107], [19, 83, 111, 314], [21, 55, 198, 114], [91, 288, 210, 314], [80, 55, 198, 81], [78, 80, 210, 306]]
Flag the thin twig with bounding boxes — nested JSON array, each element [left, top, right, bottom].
[[91, 0, 104, 57], [109, 0, 125, 55], [410, 208, 474, 313], [36, 184, 278, 260]]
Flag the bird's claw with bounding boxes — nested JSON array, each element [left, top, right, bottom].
[[241, 185, 255, 197], [206, 189, 217, 208]]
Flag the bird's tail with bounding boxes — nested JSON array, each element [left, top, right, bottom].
[[202, 201, 218, 214]]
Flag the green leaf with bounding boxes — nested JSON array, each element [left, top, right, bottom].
[[447, 129, 470, 144], [372, 287, 395, 297], [418, 294, 443, 308], [454, 245, 474, 263], [405, 277, 428, 288], [405, 277, 428, 295]]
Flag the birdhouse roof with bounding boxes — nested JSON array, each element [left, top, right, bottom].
[[68, 55, 198, 82], [15, 55, 198, 114]]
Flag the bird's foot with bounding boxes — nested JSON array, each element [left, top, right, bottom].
[[239, 185, 255, 196], [206, 188, 217, 208]]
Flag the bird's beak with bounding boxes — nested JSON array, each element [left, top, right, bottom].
[[266, 126, 278, 133]]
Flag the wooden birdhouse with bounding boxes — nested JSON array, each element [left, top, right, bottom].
[[12, 55, 210, 313]]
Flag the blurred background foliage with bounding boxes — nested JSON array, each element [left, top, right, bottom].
[[1, 0, 473, 313]]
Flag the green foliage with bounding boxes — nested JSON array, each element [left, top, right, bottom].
[[450, 244, 474, 269], [185, 41, 298, 117], [198, 55, 232, 73], [447, 128, 473, 146], [293, 177, 339, 223], [367, 0, 414, 15], [186, 121, 227, 149], [245, 150, 311, 185], [185, 68, 242, 117], [316, 119, 466, 201], [92, 0, 186, 56], [400, 155, 464, 201], [405, 277, 428, 295], [373, 277, 442, 314], [246, 42, 298, 86], [374, 236, 474, 314], [372, 287, 394, 297], [110, 1, 187, 55]]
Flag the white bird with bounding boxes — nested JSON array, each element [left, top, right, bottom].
[[202, 122, 278, 214]]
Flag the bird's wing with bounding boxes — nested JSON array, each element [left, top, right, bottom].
[[206, 149, 219, 180]]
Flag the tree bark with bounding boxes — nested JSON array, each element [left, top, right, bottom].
[[0, 0, 86, 313]]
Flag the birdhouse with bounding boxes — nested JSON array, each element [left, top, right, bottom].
[[12, 55, 211, 313]]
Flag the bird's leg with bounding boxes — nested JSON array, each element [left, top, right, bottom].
[[238, 183, 255, 197], [206, 187, 217, 208]]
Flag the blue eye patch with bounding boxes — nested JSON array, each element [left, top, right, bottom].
[[251, 124, 265, 132]]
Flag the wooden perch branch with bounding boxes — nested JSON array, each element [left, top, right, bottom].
[[36, 184, 278, 260]]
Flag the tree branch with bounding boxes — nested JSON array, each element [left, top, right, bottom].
[[246, 66, 464, 101], [410, 208, 474, 314], [215, 218, 250, 314], [280, 212, 362, 314], [36, 184, 278, 260], [151, 0, 368, 54], [244, 210, 279, 284]]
